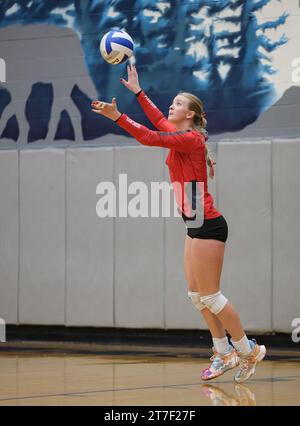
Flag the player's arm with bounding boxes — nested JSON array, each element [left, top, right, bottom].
[[92, 98, 204, 153], [135, 90, 176, 132], [115, 113, 202, 153], [120, 64, 176, 132], [91, 99, 203, 153]]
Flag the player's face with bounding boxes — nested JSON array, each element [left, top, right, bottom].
[[168, 95, 194, 123]]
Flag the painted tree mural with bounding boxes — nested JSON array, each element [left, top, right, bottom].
[[0, 0, 289, 142]]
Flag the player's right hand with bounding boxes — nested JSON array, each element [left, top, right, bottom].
[[120, 64, 141, 95]]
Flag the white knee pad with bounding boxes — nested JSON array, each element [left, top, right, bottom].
[[188, 291, 206, 312], [200, 291, 228, 315]]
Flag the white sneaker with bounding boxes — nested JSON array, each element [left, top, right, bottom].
[[234, 339, 266, 383]]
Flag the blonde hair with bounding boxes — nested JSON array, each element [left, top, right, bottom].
[[179, 92, 216, 179]]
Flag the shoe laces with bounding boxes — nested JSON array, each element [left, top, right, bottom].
[[239, 357, 250, 372], [238, 339, 258, 367], [210, 354, 223, 369]]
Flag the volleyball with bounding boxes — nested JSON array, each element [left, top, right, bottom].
[[100, 29, 134, 65]]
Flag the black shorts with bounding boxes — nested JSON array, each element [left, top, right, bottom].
[[182, 214, 228, 243]]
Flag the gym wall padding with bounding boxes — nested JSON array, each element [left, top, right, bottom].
[[0, 150, 18, 324], [272, 139, 300, 332], [217, 141, 272, 332], [114, 147, 165, 328], [66, 147, 114, 327], [0, 139, 299, 333], [19, 149, 66, 324]]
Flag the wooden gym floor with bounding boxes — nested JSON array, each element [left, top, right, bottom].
[[0, 342, 299, 406]]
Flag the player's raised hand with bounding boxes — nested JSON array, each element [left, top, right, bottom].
[[91, 98, 121, 121], [120, 64, 141, 95]]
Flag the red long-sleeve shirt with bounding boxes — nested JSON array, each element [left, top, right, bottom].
[[116, 91, 222, 220]]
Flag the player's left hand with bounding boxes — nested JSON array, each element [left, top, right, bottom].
[[91, 98, 121, 121]]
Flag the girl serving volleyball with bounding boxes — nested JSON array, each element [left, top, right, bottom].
[[91, 64, 266, 383]]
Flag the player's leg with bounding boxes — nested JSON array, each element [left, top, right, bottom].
[[184, 235, 238, 380], [190, 237, 266, 383], [184, 235, 225, 338]]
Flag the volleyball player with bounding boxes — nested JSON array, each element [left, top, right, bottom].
[[91, 65, 266, 383]]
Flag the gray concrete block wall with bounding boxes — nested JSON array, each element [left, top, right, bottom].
[[0, 25, 98, 149], [0, 139, 299, 333]]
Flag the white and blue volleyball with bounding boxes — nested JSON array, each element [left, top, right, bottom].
[[100, 29, 134, 65]]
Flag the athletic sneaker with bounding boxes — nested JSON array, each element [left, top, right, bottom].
[[234, 339, 266, 383], [201, 347, 239, 381]]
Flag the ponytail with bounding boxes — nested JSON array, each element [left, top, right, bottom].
[[205, 144, 216, 179], [179, 92, 216, 179]]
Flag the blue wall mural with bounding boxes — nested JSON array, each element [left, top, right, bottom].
[[0, 0, 290, 143]]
